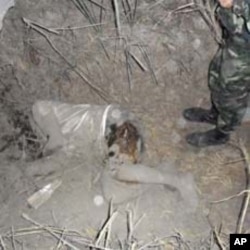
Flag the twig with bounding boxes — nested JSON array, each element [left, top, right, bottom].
[[4, 227, 47, 237], [146, 0, 165, 9], [133, 213, 145, 232], [11, 226, 16, 250], [104, 200, 113, 248], [22, 18, 60, 35], [3, 226, 89, 240], [95, 210, 118, 246], [127, 209, 133, 243], [137, 43, 158, 85], [211, 189, 250, 204], [236, 140, 250, 233], [71, 0, 110, 59], [22, 213, 80, 250], [99, 0, 104, 24], [126, 208, 146, 245], [56, 228, 66, 249], [113, 0, 121, 37], [213, 227, 226, 250], [53, 22, 106, 31], [121, 0, 130, 24], [121, 0, 136, 26], [88, 0, 107, 10], [85, 243, 116, 250], [22, 17, 109, 102], [129, 51, 148, 72], [72, 0, 98, 31], [221, 158, 245, 165], [153, 2, 196, 29], [209, 229, 214, 249], [173, 2, 195, 13], [0, 235, 6, 250], [137, 235, 169, 250], [124, 47, 133, 90], [173, 232, 192, 250], [175, 9, 198, 14], [132, 0, 138, 25], [194, 0, 222, 44]]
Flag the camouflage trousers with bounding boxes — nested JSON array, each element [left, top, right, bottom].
[[208, 43, 250, 133]]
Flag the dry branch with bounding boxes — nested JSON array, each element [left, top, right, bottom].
[[124, 47, 133, 90], [213, 227, 226, 250], [211, 189, 250, 204], [22, 17, 110, 102], [236, 140, 250, 233], [213, 140, 250, 234], [173, 2, 195, 13], [194, 0, 222, 44], [11, 227, 16, 250], [137, 43, 158, 85], [22, 213, 81, 250], [53, 22, 106, 31], [121, 0, 137, 26], [104, 201, 114, 248], [88, 0, 107, 10], [94, 210, 118, 246], [0, 235, 6, 250], [72, 0, 98, 30], [129, 51, 148, 72], [113, 0, 121, 37], [55, 228, 66, 249]]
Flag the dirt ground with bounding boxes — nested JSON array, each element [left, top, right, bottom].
[[0, 0, 250, 249]]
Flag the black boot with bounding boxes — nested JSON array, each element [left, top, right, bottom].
[[183, 107, 218, 125], [186, 128, 229, 147]]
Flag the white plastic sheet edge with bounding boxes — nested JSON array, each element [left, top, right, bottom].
[[0, 0, 15, 30]]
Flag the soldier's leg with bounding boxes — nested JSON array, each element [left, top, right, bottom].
[[186, 47, 250, 147], [212, 80, 249, 133], [212, 46, 250, 132], [185, 47, 230, 147], [189, 81, 250, 147], [183, 48, 222, 124]]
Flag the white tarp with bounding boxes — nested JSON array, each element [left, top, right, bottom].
[[32, 101, 143, 162], [0, 0, 15, 30]]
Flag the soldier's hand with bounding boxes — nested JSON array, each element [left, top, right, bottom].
[[218, 0, 233, 8]]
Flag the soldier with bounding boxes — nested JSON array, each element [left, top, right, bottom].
[[183, 0, 250, 147]]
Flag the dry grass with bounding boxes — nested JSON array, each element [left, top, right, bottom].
[[0, 204, 204, 250], [194, 0, 222, 44]]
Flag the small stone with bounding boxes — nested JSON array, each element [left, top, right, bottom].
[[192, 38, 201, 50], [93, 195, 104, 206]]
